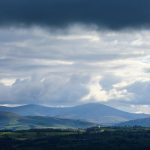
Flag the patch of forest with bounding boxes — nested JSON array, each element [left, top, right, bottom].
[[0, 127, 150, 150]]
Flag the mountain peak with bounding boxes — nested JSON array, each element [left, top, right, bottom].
[[19, 104, 44, 108]]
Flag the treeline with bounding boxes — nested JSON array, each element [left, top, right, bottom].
[[0, 127, 150, 150]]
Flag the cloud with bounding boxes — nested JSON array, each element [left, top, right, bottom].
[[126, 80, 150, 105], [1, 0, 150, 29], [0, 73, 90, 106], [1, 0, 150, 113], [0, 26, 150, 112], [106, 80, 150, 114], [100, 74, 121, 91]]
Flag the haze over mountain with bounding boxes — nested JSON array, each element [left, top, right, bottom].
[[0, 103, 149, 125]]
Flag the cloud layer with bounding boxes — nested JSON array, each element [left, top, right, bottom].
[[0, 26, 150, 113], [0, 74, 89, 106], [1, 0, 150, 113], [1, 0, 150, 29]]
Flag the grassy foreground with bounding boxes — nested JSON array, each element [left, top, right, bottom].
[[0, 127, 150, 150]]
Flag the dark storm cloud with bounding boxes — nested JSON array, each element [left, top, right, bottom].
[[1, 0, 150, 29]]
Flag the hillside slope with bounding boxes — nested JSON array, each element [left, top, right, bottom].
[[0, 111, 95, 130], [117, 118, 150, 127]]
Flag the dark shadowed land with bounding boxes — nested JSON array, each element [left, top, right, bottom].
[[0, 127, 150, 150]]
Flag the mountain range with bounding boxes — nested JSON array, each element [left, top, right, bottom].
[[0, 103, 149, 126]]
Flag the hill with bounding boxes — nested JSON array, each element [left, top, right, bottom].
[[117, 117, 150, 127], [0, 111, 95, 130]]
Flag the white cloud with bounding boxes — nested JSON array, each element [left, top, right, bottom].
[[0, 78, 16, 86]]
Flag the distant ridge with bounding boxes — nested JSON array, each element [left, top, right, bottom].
[[117, 117, 150, 127], [0, 111, 95, 130], [0, 103, 149, 125]]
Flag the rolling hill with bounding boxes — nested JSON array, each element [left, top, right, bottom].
[[0, 111, 95, 130], [0, 103, 149, 125], [117, 117, 150, 127]]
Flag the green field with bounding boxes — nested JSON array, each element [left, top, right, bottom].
[[0, 127, 150, 150]]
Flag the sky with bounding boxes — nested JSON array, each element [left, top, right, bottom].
[[0, 0, 150, 113]]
